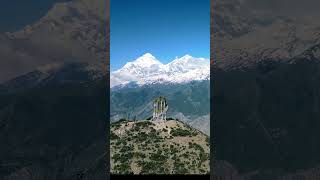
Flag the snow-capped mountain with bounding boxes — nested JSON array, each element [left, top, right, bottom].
[[0, 0, 108, 83], [212, 0, 320, 70], [110, 53, 209, 88]]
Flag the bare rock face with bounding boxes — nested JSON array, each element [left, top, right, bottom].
[[110, 120, 210, 174]]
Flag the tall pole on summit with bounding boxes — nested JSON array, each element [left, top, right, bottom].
[[152, 97, 168, 121], [153, 101, 156, 120], [162, 99, 165, 120], [160, 99, 162, 120]]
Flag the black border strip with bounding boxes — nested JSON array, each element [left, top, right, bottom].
[[111, 174, 210, 180]]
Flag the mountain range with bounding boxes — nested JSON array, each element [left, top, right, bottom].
[[110, 53, 209, 88], [212, 0, 320, 179], [110, 53, 210, 135], [3, 0, 320, 179], [213, 0, 320, 70], [0, 0, 108, 179], [0, 0, 108, 83]]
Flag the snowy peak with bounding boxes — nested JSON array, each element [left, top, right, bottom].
[[174, 54, 193, 60], [123, 53, 162, 69], [139, 52, 157, 60], [171, 54, 208, 63], [168, 55, 209, 72], [111, 53, 209, 88], [171, 54, 194, 64]]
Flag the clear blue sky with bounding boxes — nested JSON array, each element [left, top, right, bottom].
[[110, 0, 210, 71]]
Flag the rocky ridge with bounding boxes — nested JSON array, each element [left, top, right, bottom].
[[110, 119, 210, 174]]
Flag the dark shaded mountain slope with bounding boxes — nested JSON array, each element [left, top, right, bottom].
[[213, 57, 320, 175], [0, 67, 108, 179]]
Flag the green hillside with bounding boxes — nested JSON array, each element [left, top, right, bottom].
[[110, 119, 210, 175]]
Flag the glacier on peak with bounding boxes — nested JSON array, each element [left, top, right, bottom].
[[110, 53, 209, 88], [123, 53, 163, 68]]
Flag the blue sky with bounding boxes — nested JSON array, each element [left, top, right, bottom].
[[111, 0, 210, 71], [0, 0, 71, 32]]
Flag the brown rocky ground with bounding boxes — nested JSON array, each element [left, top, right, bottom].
[[110, 119, 210, 175]]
